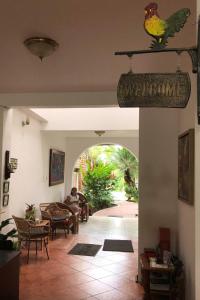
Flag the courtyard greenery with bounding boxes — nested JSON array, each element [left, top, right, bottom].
[[82, 161, 116, 211], [113, 148, 139, 201], [79, 144, 139, 211]]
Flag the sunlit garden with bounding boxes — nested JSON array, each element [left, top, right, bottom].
[[73, 144, 139, 213]]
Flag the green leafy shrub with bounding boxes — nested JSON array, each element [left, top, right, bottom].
[[125, 184, 139, 202], [82, 162, 116, 210], [113, 148, 139, 202]]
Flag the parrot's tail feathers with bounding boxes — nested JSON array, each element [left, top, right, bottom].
[[165, 8, 191, 38]]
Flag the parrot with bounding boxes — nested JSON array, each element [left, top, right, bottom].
[[144, 3, 191, 49]]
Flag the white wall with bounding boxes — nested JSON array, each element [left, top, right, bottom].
[[0, 107, 5, 220], [6, 109, 66, 218], [139, 74, 196, 299], [0, 108, 14, 220], [139, 108, 178, 254], [177, 73, 196, 300], [2, 109, 138, 220]]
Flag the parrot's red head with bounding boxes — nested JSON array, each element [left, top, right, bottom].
[[145, 2, 158, 19]]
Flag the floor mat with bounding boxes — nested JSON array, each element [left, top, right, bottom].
[[68, 243, 102, 256], [103, 239, 134, 252]]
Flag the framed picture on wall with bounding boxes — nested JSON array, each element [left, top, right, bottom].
[[3, 194, 9, 207], [178, 128, 194, 205], [3, 181, 9, 193], [49, 149, 65, 186]]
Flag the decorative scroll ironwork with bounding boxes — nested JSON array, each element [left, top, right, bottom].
[[117, 72, 191, 108]]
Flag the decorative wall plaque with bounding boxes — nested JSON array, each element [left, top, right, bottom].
[[117, 72, 191, 108]]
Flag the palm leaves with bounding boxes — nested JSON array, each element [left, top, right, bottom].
[[113, 148, 138, 179], [113, 148, 139, 201], [81, 145, 139, 203]]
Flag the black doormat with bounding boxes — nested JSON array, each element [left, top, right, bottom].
[[68, 243, 102, 256], [103, 239, 134, 252]]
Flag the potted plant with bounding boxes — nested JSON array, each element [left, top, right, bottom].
[[25, 203, 36, 221], [0, 217, 17, 250]]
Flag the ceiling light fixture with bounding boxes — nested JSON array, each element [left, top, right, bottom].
[[24, 37, 59, 61], [94, 131, 105, 137]]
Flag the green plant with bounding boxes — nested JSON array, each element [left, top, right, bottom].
[[113, 148, 139, 201], [125, 184, 139, 202], [0, 218, 17, 250], [82, 161, 116, 210]]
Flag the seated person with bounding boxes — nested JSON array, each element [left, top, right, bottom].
[[64, 187, 81, 214]]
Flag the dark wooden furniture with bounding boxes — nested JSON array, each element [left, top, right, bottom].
[[0, 250, 20, 300], [77, 192, 89, 222], [40, 203, 74, 238], [140, 254, 175, 300], [56, 202, 79, 234]]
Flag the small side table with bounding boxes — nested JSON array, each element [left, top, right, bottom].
[[140, 254, 175, 300]]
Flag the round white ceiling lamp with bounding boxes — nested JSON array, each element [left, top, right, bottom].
[[24, 37, 59, 61], [94, 130, 105, 137]]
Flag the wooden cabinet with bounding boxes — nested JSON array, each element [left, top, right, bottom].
[[0, 250, 20, 300]]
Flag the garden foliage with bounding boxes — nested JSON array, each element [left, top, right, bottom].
[[82, 161, 116, 210]]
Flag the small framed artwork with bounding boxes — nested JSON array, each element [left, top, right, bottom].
[[178, 128, 194, 205], [49, 149, 65, 186], [3, 181, 9, 193], [3, 194, 9, 207]]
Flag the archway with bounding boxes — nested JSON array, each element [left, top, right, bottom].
[[71, 143, 139, 266], [72, 143, 139, 217]]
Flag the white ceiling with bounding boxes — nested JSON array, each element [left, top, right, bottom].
[[0, 0, 195, 95], [31, 107, 139, 130]]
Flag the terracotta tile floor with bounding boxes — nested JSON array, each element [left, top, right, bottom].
[[20, 205, 143, 300], [94, 201, 138, 218]]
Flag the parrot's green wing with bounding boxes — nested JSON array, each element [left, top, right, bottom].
[[165, 8, 191, 38], [148, 7, 191, 49]]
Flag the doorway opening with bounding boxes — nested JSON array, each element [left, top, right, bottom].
[[72, 143, 138, 212], [72, 143, 139, 248]]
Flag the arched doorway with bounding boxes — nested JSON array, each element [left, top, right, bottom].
[[72, 143, 139, 215]]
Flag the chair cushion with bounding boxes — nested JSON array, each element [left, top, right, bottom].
[[30, 227, 48, 235], [52, 216, 67, 221]]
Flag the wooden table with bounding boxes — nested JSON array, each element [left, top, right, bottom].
[[34, 220, 50, 227], [140, 254, 175, 300]]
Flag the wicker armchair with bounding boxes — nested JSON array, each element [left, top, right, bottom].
[[56, 202, 79, 234], [12, 215, 50, 264], [39, 203, 73, 239], [77, 192, 89, 222]]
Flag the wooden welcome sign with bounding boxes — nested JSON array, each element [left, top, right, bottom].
[[117, 72, 191, 108]]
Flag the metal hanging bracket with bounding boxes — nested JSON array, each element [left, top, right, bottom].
[[115, 47, 197, 74], [115, 16, 200, 123]]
